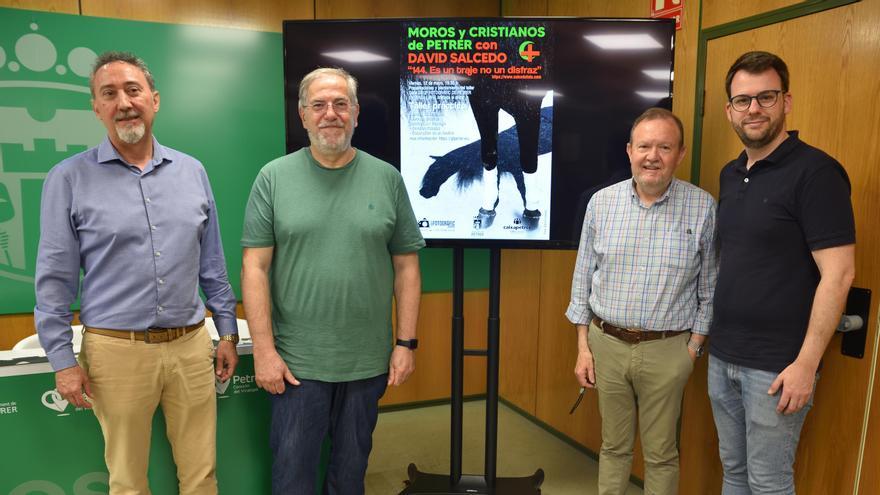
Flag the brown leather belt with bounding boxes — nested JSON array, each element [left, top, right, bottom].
[[85, 320, 205, 344], [592, 317, 688, 344]]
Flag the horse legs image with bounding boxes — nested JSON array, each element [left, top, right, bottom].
[[468, 80, 544, 219]]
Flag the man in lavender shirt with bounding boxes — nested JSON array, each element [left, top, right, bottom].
[[34, 51, 238, 495]]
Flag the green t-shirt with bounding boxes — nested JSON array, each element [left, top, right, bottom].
[[241, 148, 425, 382]]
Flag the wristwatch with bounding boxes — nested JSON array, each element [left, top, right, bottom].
[[219, 334, 239, 345], [687, 339, 704, 358], [396, 338, 419, 350]]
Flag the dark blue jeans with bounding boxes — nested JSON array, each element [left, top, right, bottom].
[[270, 373, 388, 495]]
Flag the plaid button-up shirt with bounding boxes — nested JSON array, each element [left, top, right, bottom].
[[566, 178, 718, 335]]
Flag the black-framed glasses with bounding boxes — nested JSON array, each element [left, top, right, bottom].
[[729, 90, 784, 112]]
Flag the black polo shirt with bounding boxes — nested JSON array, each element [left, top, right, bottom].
[[709, 131, 855, 373]]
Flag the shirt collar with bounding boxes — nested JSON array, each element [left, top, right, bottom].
[[630, 177, 677, 207], [733, 130, 801, 174], [96, 135, 171, 172]]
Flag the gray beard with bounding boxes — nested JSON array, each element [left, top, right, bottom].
[[309, 129, 352, 155], [116, 122, 146, 144]]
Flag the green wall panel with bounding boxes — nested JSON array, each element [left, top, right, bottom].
[[0, 8, 488, 314], [420, 248, 489, 293]]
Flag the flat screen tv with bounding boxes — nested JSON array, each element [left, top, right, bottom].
[[283, 18, 675, 249]]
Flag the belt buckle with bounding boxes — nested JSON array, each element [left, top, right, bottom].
[[144, 329, 169, 344], [623, 327, 642, 344]]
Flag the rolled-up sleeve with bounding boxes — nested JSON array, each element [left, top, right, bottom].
[[566, 201, 598, 326], [692, 202, 718, 335]]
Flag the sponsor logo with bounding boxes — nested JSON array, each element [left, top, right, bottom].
[[217, 373, 259, 397], [215, 375, 231, 395], [518, 41, 541, 62], [40, 388, 89, 416], [40, 389, 69, 414], [419, 218, 455, 230], [0, 21, 104, 284]]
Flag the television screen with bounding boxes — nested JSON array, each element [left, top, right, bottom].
[[283, 18, 675, 249]]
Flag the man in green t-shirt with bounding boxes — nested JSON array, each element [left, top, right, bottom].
[[241, 67, 425, 494]]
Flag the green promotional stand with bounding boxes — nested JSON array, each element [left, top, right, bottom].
[[0, 350, 274, 494]]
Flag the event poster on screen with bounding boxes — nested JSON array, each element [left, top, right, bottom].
[[399, 20, 554, 241]]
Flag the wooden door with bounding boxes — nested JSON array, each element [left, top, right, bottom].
[[698, 2, 880, 493]]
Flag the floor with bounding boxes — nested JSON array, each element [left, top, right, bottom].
[[366, 401, 643, 495]]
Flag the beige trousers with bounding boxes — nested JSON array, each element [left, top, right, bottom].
[[79, 325, 217, 495], [589, 321, 694, 495]]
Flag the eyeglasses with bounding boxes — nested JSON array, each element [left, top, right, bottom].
[[728, 90, 784, 112], [305, 100, 352, 114]]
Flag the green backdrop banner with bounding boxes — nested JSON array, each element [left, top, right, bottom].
[[0, 353, 276, 494], [0, 8, 488, 315]]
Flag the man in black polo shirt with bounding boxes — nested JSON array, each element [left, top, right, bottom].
[[708, 51, 855, 494]]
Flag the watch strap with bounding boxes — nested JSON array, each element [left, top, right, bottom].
[[396, 338, 418, 350], [687, 339, 704, 357]]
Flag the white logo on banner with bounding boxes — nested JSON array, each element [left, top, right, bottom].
[[215, 375, 231, 395], [0, 400, 19, 414], [9, 471, 109, 495], [0, 21, 103, 284], [217, 373, 259, 396], [216, 373, 259, 397], [41, 389, 69, 414]]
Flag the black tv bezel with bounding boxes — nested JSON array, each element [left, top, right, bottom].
[[282, 17, 676, 250]]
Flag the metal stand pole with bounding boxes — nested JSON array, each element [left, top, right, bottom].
[[401, 248, 544, 494]]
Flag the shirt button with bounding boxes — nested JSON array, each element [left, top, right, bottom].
[[157, 306, 164, 313], [743, 178, 749, 183], [145, 198, 151, 204], [158, 278, 165, 285], [155, 251, 161, 257], [151, 225, 157, 231]]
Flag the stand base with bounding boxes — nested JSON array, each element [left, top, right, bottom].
[[399, 463, 544, 494]]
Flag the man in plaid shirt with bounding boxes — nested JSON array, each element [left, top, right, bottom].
[[566, 107, 718, 495]]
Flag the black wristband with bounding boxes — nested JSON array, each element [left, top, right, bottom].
[[396, 338, 418, 350]]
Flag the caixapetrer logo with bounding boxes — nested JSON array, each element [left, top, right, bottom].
[[0, 21, 104, 283]]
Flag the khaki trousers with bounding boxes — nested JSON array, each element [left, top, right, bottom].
[[79, 325, 218, 495], [589, 321, 694, 495]]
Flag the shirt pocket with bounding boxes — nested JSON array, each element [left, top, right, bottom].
[[660, 229, 699, 272]]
